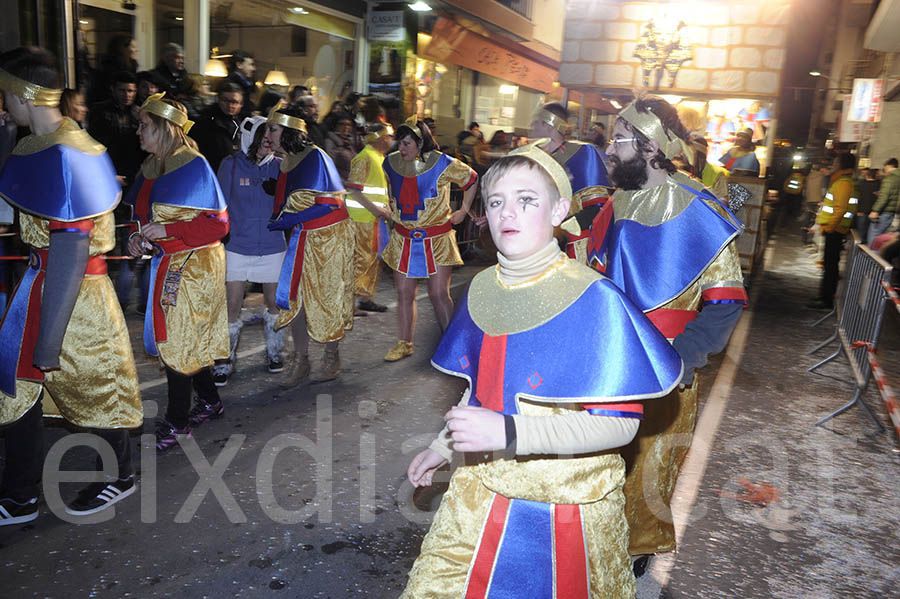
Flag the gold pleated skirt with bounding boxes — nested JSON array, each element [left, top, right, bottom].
[[275, 219, 355, 342], [402, 454, 636, 598], [0, 274, 142, 429], [156, 243, 229, 375], [621, 379, 699, 555]]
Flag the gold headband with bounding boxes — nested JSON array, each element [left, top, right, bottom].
[[266, 100, 307, 133], [365, 123, 394, 143], [0, 68, 62, 107], [140, 92, 193, 134], [533, 108, 570, 135], [401, 115, 423, 139], [508, 139, 573, 201], [618, 101, 693, 164]]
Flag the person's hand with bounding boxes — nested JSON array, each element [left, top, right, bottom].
[[375, 205, 392, 221], [407, 449, 448, 488], [472, 215, 488, 231], [126, 234, 146, 257], [141, 222, 167, 241], [450, 209, 467, 225], [445, 406, 506, 453], [869, 211, 879, 220], [116, 175, 127, 187]]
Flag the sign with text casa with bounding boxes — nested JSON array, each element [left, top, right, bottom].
[[421, 18, 557, 93], [368, 11, 405, 42]]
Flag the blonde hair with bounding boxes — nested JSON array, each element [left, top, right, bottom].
[[145, 98, 198, 165]]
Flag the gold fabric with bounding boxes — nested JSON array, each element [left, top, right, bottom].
[[0, 213, 142, 429], [140, 92, 194, 133], [620, 182, 744, 554], [364, 123, 393, 143], [619, 101, 693, 163], [267, 108, 307, 133], [274, 186, 355, 342], [353, 220, 380, 298], [532, 107, 571, 135], [382, 151, 474, 273], [0, 68, 62, 107], [12, 118, 105, 158], [508, 139, 573, 201], [140, 145, 198, 180], [402, 400, 635, 598], [150, 205, 229, 375]]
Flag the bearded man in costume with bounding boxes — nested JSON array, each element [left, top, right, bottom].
[[591, 95, 748, 575]]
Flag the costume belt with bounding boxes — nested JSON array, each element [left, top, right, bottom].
[[143, 238, 219, 357], [646, 308, 697, 340], [394, 220, 452, 278], [275, 202, 350, 311], [0, 247, 108, 396]]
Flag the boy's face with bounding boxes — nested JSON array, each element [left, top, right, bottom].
[[484, 164, 569, 261]]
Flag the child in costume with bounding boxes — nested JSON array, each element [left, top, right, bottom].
[[402, 142, 683, 598], [125, 93, 230, 451], [0, 47, 142, 522]]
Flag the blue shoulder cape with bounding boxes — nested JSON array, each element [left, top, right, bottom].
[[124, 154, 226, 221], [0, 144, 120, 221], [431, 276, 682, 415], [283, 147, 344, 195], [563, 142, 611, 192], [592, 183, 742, 313]]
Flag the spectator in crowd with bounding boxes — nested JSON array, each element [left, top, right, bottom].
[[88, 70, 143, 187], [591, 121, 606, 148], [151, 42, 188, 97], [296, 93, 326, 147], [190, 81, 244, 172], [324, 111, 356, 182], [474, 129, 509, 169], [456, 121, 481, 164], [719, 128, 760, 174], [175, 74, 206, 121], [867, 158, 899, 245], [358, 95, 385, 125], [89, 34, 138, 104], [320, 100, 346, 133], [855, 167, 881, 242], [289, 85, 309, 104], [226, 50, 256, 114], [256, 88, 286, 116], [136, 70, 166, 105], [688, 134, 729, 200], [59, 88, 87, 128], [213, 116, 286, 385]]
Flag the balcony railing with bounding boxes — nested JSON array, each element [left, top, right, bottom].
[[494, 0, 531, 19]]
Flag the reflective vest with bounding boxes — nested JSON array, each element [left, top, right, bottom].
[[783, 173, 804, 195], [816, 174, 857, 232], [347, 145, 389, 223]]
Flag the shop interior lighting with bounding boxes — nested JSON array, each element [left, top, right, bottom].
[[499, 84, 518, 95], [204, 47, 231, 78], [660, 94, 683, 105], [809, 71, 826, 78], [609, 99, 622, 109], [78, 19, 89, 25], [289, 6, 309, 14], [409, 2, 432, 11], [264, 69, 290, 87], [793, 154, 803, 161]]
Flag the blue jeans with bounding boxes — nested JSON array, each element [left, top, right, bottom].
[[867, 212, 894, 246], [115, 257, 150, 309]]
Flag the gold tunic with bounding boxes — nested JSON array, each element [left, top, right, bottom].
[[617, 173, 745, 555], [0, 211, 142, 429], [141, 147, 229, 374], [381, 151, 475, 274], [274, 149, 355, 342]]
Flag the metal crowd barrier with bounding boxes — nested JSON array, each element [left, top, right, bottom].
[[808, 241, 891, 433], [808, 230, 861, 332]]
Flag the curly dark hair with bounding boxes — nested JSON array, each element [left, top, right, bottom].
[[617, 94, 690, 175], [274, 106, 312, 154]]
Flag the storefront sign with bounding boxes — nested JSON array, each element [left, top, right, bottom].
[[368, 11, 405, 42], [839, 93, 874, 143], [848, 78, 883, 123], [421, 18, 557, 93]]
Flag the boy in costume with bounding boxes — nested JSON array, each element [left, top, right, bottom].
[[0, 47, 142, 522], [402, 141, 683, 598]]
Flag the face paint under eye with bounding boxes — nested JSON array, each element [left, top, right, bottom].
[[519, 196, 538, 209]]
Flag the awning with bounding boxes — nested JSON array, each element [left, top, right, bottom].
[[420, 17, 558, 93]]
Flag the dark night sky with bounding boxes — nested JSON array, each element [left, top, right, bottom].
[[777, 0, 840, 145]]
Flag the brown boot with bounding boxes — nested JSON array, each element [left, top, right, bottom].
[[311, 349, 340, 383], [384, 340, 413, 362], [280, 352, 310, 388]]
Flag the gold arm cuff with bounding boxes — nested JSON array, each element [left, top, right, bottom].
[[267, 110, 307, 133], [0, 68, 62, 107], [140, 92, 194, 133]]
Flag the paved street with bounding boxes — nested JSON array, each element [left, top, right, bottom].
[[1, 229, 899, 599]]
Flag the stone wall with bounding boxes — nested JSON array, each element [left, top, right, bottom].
[[559, 0, 791, 97]]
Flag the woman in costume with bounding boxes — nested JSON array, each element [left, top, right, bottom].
[[402, 143, 683, 598], [213, 115, 286, 386], [0, 47, 142, 522], [125, 93, 230, 451], [263, 105, 354, 386], [381, 118, 477, 361]]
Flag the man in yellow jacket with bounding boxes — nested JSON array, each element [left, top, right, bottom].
[[808, 153, 857, 310]]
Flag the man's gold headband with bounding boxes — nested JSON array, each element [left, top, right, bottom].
[[365, 123, 394, 143], [0, 68, 62, 107], [140, 92, 193, 133], [618, 101, 693, 164], [508, 139, 573, 201], [533, 108, 570, 135]]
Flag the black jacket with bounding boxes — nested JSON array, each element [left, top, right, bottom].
[[189, 104, 240, 173], [88, 99, 144, 184]]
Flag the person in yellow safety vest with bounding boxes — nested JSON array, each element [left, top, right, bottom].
[[345, 122, 395, 313], [808, 153, 858, 310], [777, 168, 806, 229], [783, 170, 805, 195]]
